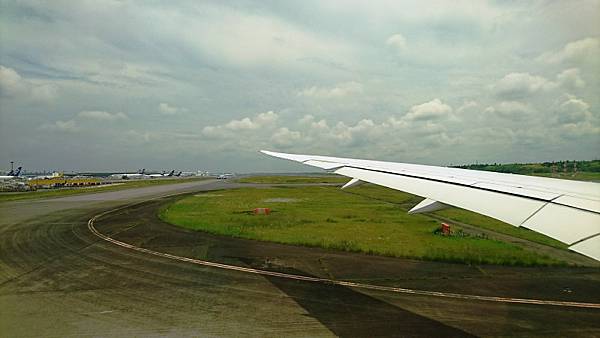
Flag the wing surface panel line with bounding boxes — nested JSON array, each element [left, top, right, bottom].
[[518, 202, 551, 227], [569, 232, 600, 246]]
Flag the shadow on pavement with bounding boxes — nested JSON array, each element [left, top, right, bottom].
[[262, 267, 475, 338]]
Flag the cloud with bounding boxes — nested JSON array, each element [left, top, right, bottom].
[[404, 99, 453, 121], [297, 81, 363, 99], [492, 72, 556, 99], [386, 33, 407, 51], [158, 102, 187, 115], [484, 101, 533, 119], [202, 111, 279, 136], [78, 110, 128, 121], [175, 5, 355, 68], [456, 101, 478, 114], [555, 96, 592, 124], [556, 68, 585, 89], [0, 65, 57, 101], [125, 129, 153, 143], [537, 37, 600, 64], [271, 127, 301, 146], [39, 120, 79, 133]]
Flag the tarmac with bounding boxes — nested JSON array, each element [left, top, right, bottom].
[[1, 179, 599, 337]]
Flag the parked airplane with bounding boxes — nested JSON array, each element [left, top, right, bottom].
[[147, 170, 176, 178], [261, 150, 600, 262], [0, 166, 22, 180], [109, 169, 146, 180]]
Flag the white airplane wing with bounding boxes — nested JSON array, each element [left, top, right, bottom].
[[261, 150, 600, 261]]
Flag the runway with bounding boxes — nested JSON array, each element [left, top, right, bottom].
[[1, 180, 599, 337]]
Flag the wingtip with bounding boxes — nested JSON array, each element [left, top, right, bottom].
[[260, 149, 277, 157]]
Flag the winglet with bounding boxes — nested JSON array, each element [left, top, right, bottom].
[[260, 150, 312, 163]]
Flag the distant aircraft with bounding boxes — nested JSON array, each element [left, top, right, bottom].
[[109, 169, 146, 180], [217, 173, 234, 179], [148, 169, 176, 178], [0, 166, 22, 180], [148, 171, 166, 178], [261, 150, 600, 262]]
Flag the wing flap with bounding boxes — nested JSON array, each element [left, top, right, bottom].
[[569, 235, 600, 261], [521, 204, 600, 244], [553, 195, 600, 214]]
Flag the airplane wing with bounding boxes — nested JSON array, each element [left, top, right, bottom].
[[260, 150, 600, 261]]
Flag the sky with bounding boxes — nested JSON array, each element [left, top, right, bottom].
[[0, 0, 599, 173]]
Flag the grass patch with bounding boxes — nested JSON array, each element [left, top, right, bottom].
[[0, 178, 210, 203], [344, 184, 568, 250], [160, 185, 566, 266], [432, 208, 568, 250], [237, 175, 348, 184]]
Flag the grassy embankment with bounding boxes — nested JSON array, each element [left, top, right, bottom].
[[0, 177, 209, 203], [160, 184, 566, 266]]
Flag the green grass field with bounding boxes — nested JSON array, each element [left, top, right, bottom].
[[237, 175, 348, 184], [0, 177, 209, 203], [160, 185, 566, 266]]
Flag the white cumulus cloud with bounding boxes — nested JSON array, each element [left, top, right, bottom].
[[0, 65, 57, 101], [555, 95, 593, 124], [271, 127, 301, 146], [39, 120, 79, 133], [404, 99, 453, 121], [202, 111, 279, 136], [537, 37, 600, 64], [485, 101, 533, 119], [158, 102, 187, 115], [386, 33, 407, 52], [557, 68, 585, 89], [78, 110, 128, 121], [493, 72, 557, 99], [298, 81, 363, 98]]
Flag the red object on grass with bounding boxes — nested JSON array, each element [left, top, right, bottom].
[[254, 208, 271, 215], [441, 222, 451, 235]]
